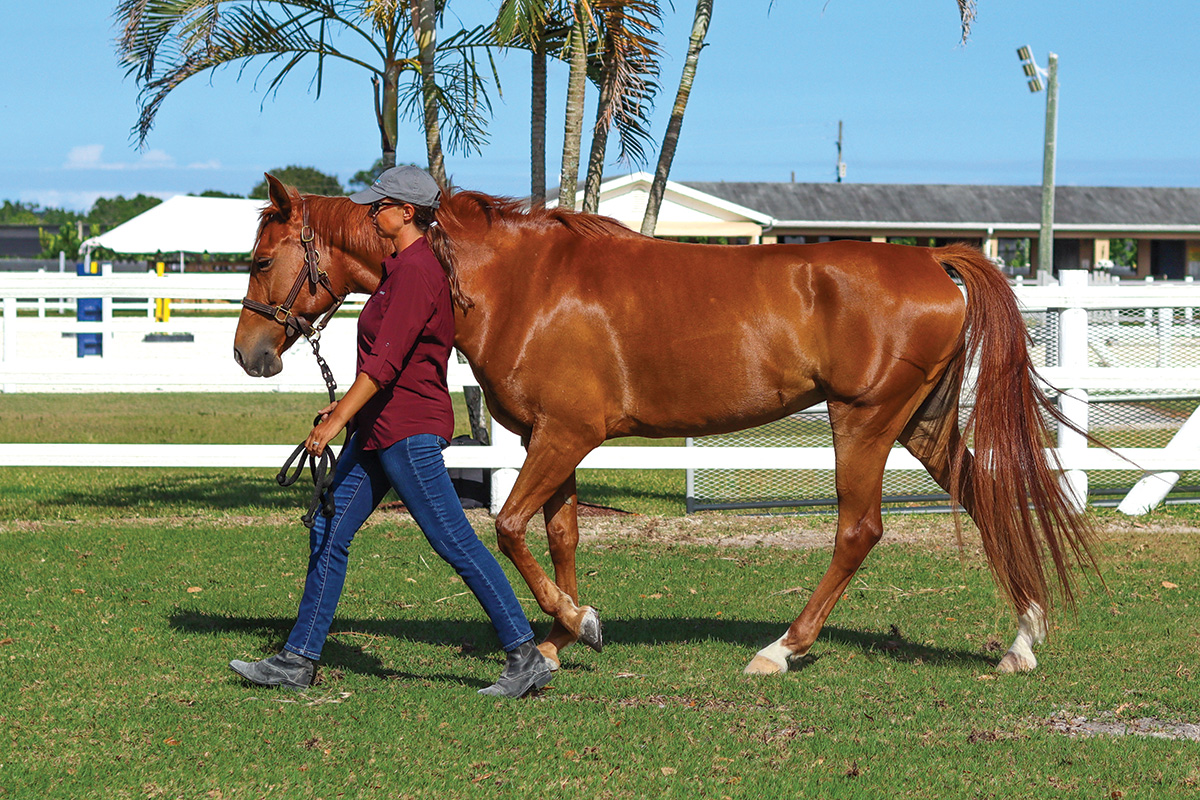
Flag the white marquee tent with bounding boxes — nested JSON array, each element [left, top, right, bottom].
[[80, 195, 267, 268]]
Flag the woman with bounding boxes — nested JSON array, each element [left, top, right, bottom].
[[230, 166, 553, 698]]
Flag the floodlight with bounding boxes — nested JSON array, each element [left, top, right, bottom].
[[1028, 77, 1044, 93], [1023, 63, 1038, 77], [1017, 45, 1033, 62]]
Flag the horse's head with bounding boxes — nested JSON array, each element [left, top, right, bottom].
[[234, 175, 361, 377]]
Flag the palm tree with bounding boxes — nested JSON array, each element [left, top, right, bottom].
[[557, 2, 592, 211], [639, 0, 981, 235], [639, 0, 711, 236], [580, 0, 661, 213], [116, 0, 494, 172], [414, 0, 447, 183], [494, 0, 660, 210], [494, 0, 571, 205]]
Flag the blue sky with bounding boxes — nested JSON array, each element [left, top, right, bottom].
[[3, 1, 1198, 211]]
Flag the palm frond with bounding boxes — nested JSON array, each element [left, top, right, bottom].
[[957, 0, 977, 43]]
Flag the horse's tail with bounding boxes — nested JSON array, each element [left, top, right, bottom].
[[934, 244, 1097, 613]]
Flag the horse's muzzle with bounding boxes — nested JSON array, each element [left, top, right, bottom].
[[233, 344, 283, 378]]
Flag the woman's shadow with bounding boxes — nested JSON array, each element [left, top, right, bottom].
[[172, 608, 994, 687]]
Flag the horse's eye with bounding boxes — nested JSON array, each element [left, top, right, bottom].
[[253, 257, 273, 272]]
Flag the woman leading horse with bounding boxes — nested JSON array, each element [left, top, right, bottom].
[[234, 176, 1096, 678]]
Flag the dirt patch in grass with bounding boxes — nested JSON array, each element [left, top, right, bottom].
[[4, 505, 1195, 550], [1048, 712, 1200, 742], [570, 511, 1198, 551]]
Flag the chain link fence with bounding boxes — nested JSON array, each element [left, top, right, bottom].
[[688, 301, 1200, 513]]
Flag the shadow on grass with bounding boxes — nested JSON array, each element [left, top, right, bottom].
[[49, 473, 303, 512], [577, 485, 680, 508], [172, 609, 994, 686]]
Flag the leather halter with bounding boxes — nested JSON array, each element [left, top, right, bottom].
[[241, 199, 346, 341]]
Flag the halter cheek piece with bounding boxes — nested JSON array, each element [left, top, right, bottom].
[[241, 199, 346, 343], [241, 198, 348, 529]]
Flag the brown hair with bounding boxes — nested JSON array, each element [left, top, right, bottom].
[[411, 204, 473, 311]]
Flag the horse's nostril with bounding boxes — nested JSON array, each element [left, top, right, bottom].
[[233, 347, 245, 368]]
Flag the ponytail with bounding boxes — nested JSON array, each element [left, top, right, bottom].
[[412, 205, 473, 312]]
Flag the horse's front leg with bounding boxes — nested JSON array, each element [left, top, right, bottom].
[[494, 430, 603, 652], [537, 471, 583, 669]]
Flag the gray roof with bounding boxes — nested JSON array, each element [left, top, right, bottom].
[[680, 182, 1200, 229]]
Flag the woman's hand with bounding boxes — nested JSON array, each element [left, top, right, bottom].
[[304, 373, 381, 457], [305, 413, 344, 457]]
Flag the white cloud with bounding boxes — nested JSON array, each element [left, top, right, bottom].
[[186, 159, 223, 170], [63, 144, 182, 171], [64, 144, 105, 169]]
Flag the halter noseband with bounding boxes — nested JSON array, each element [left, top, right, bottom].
[[241, 198, 346, 341]]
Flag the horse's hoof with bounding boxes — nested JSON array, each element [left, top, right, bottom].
[[743, 654, 787, 675], [536, 642, 561, 671], [996, 650, 1037, 673], [577, 607, 603, 652]]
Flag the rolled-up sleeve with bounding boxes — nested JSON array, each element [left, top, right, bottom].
[[358, 269, 437, 388]]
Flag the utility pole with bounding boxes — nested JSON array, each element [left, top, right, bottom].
[[1039, 54, 1059, 277], [836, 121, 846, 183], [1018, 47, 1058, 276]]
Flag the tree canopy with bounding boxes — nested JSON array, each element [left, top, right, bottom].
[[87, 194, 163, 228], [249, 166, 345, 198]]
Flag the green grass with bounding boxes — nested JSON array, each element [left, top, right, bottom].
[[2, 516, 1199, 798], [3, 393, 1199, 797]]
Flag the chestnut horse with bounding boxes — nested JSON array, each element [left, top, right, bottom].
[[235, 176, 1095, 676]]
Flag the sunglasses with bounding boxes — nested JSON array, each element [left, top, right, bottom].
[[368, 199, 405, 217]]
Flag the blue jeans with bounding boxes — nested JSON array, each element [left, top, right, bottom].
[[284, 432, 534, 660]]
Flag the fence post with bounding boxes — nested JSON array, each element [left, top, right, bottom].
[[489, 418, 522, 515], [1056, 269, 1089, 509], [1157, 307, 1173, 367], [2, 296, 16, 362], [1057, 388, 1089, 511], [100, 261, 113, 358]]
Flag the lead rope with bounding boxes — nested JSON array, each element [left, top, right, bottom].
[[276, 330, 342, 529]]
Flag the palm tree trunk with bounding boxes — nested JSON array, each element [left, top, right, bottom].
[[415, 0, 447, 184], [377, 66, 401, 170], [640, 0, 712, 236], [558, 7, 589, 212], [531, 43, 547, 206], [582, 35, 616, 214]]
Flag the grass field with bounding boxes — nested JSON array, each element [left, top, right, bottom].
[[2, 394, 1199, 798]]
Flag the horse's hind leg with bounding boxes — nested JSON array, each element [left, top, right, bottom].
[[538, 472, 583, 669], [493, 426, 604, 651], [898, 375, 1046, 673], [744, 401, 899, 675]]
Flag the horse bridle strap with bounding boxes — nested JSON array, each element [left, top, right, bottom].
[[241, 199, 345, 341], [242, 197, 347, 529]]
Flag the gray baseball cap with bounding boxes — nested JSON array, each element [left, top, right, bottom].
[[349, 165, 441, 208]]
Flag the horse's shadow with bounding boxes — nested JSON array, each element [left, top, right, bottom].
[[173, 608, 994, 686]]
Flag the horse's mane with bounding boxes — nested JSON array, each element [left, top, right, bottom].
[[439, 189, 644, 241], [258, 194, 388, 261]]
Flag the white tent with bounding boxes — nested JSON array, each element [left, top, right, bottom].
[[81, 195, 267, 259]]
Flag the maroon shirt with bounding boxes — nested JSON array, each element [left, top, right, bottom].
[[354, 237, 455, 449]]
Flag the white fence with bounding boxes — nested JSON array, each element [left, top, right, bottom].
[[2, 269, 1198, 515]]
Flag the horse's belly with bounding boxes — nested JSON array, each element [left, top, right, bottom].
[[621, 371, 823, 439]]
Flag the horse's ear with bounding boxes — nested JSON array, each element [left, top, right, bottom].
[[264, 173, 294, 220]]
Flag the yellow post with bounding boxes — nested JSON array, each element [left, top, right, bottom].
[[154, 261, 171, 322]]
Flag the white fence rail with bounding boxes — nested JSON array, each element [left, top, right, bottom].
[[2, 269, 1199, 515]]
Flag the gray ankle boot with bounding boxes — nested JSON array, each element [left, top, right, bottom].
[[478, 642, 553, 698], [229, 649, 315, 690]]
